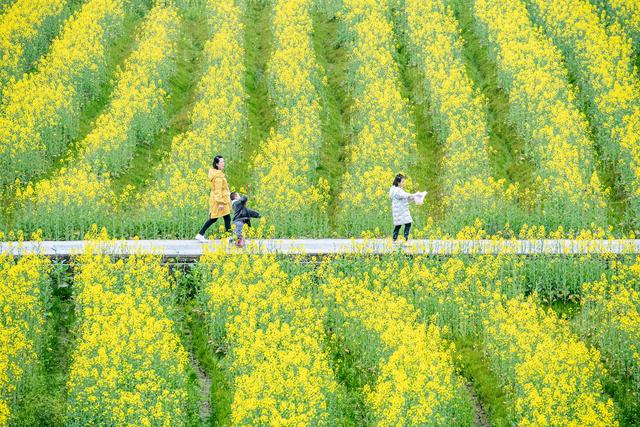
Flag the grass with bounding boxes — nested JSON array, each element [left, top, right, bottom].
[[323, 327, 374, 426], [112, 3, 210, 197], [179, 300, 232, 427], [225, 0, 275, 193], [451, 1, 535, 196], [389, 9, 445, 224], [453, 337, 511, 427], [311, 9, 351, 234], [603, 371, 640, 427], [175, 266, 232, 427]]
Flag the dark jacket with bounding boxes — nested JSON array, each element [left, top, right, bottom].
[[232, 196, 261, 226]]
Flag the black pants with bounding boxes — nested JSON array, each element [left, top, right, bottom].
[[198, 214, 231, 236], [393, 223, 412, 241]]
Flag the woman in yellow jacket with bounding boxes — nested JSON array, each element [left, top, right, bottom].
[[195, 155, 232, 242]]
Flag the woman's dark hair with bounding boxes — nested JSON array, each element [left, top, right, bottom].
[[212, 155, 224, 169], [392, 173, 405, 187]]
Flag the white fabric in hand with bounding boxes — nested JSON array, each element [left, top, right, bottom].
[[413, 191, 427, 205]]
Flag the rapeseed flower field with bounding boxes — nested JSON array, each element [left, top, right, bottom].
[[1, 0, 639, 424]]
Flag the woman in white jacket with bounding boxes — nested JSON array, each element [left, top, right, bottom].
[[389, 173, 418, 243]]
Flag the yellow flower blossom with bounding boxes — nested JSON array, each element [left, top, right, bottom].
[[401, 0, 522, 230], [139, 0, 246, 235], [0, 0, 69, 91], [523, 0, 640, 219], [319, 258, 474, 425], [0, 0, 135, 185], [472, 0, 606, 229], [66, 242, 192, 425], [14, 4, 180, 239], [335, 0, 417, 234], [251, 0, 329, 235], [198, 253, 339, 425], [581, 257, 640, 389], [0, 253, 51, 425]]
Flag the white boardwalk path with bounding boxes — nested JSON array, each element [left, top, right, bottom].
[[1, 239, 640, 258]]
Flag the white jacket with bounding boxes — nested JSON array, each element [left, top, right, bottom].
[[389, 186, 413, 226]]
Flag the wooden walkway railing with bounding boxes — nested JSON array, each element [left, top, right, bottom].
[[1, 239, 640, 258]]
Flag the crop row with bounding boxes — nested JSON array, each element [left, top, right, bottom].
[[396, 0, 521, 231], [334, 0, 418, 234], [319, 262, 474, 425], [329, 254, 618, 425], [137, 0, 247, 237], [468, 0, 606, 229], [251, 0, 330, 236], [67, 245, 193, 425], [0, 0, 149, 186], [2, 246, 638, 424], [14, 3, 180, 239], [523, 0, 640, 222], [198, 253, 339, 424], [0, 0, 72, 93], [0, 253, 51, 425]]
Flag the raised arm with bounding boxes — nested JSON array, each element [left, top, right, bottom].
[[247, 208, 261, 218], [396, 187, 414, 201]]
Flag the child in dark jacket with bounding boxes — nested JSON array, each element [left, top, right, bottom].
[[230, 192, 261, 247]]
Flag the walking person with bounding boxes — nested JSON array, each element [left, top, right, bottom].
[[195, 155, 231, 242], [389, 173, 421, 245]]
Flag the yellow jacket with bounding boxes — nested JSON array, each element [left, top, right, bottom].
[[208, 168, 230, 218]]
